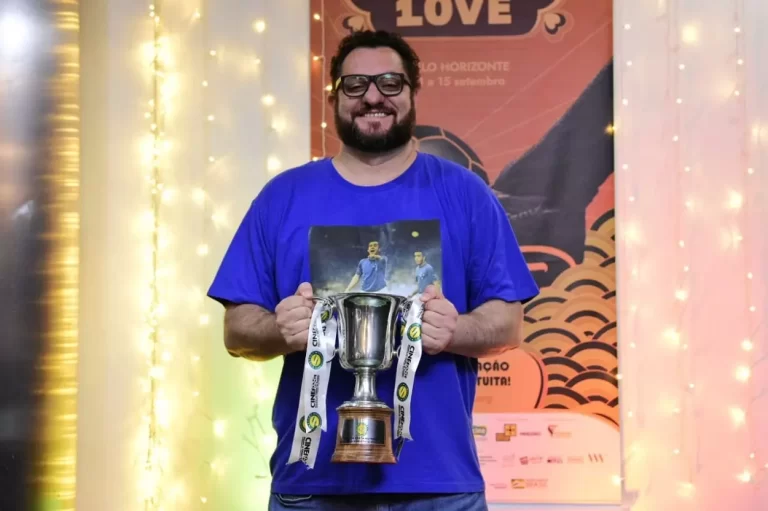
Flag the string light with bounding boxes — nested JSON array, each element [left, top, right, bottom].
[[731, 0, 763, 493], [33, 1, 81, 509], [315, 1, 329, 159], [139, 2, 171, 507]]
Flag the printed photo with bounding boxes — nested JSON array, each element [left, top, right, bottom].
[[309, 219, 442, 299]]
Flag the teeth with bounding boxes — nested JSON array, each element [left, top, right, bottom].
[[363, 112, 389, 117]]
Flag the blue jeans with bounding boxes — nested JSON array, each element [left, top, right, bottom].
[[268, 492, 488, 511]]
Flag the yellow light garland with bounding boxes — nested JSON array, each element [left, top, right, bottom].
[[139, 2, 169, 508], [35, 1, 81, 509]]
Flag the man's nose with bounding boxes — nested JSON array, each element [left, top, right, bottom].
[[362, 82, 384, 103]]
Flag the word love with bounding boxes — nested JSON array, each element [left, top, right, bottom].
[[396, 0, 513, 27]]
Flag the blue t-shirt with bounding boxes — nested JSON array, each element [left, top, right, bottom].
[[207, 152, 539, 495]]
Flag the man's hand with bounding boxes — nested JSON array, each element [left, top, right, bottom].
[[419, 284, 459, 355], [274, 282, 314, 353]]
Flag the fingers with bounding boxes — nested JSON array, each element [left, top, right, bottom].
[[420, 321, 440, 340], [424, 300, 454, 317], [296, 282, 314, 300], [285, 322, 311, 340], [420, 284, 444, 303]]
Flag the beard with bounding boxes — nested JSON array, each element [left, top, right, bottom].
[[334, 102, 416, 154]]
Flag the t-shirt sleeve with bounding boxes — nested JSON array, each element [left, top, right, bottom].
[[207, 193, 279, 312], [465, 176, 540, 311]]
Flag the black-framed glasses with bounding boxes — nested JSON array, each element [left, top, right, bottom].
[[334, 73, 411, 98]]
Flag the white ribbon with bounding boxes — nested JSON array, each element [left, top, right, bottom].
[[393, 297, 424, 443], [287, 299, 336, 468]]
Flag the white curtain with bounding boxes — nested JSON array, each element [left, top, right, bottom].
[[77, 0, 309, 509], [614, 1, 768, 511]]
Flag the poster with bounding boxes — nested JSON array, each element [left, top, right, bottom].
[[309, 0, 618, 504]]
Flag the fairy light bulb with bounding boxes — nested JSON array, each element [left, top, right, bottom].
[[735, 366, 751, 382]]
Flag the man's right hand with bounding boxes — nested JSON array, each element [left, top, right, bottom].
[[275, 282, 314, 353]]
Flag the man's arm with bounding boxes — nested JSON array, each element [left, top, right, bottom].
[[447, 300, 523, 359], [223, 303, 293, 361]]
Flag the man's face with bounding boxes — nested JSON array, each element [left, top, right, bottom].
[[414, 252, 424, 265], [332, 47, 415, 153], [368, 241, 380, 256]]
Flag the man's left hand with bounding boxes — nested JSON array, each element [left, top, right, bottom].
[[419, 284, 458, 355]]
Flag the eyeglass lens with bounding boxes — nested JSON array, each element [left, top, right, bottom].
[[341, 74, 404, 97]]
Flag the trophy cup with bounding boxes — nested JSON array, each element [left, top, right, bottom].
[[328, 292, 407, 464], [288, 291, 423, 468]]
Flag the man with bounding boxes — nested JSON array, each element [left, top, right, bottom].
[[208, 30, 539, 511], [345, 240, 388, 292], [413, 250, 436, 295]]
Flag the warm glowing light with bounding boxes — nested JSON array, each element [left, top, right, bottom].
[[253, 19, 266, 33], [730, 407, 746, 426], [735, 366, 751, 382], [741, 339, 754, 351], [199, 314, 210, 326], [313, 13, 321, 21], [36, 0, 81, 506], [737, 470, 752, 483], [663, 328, 681, 347], [674, 289, 688, 301], [213, 420, 227, 438], [677, 482, 695, 498], [681, 25, 699, 44], [267, 156, 282, 173], [197, 244, 209, 256], [262, 94, 275, 106], [267, 114, 286, 133]]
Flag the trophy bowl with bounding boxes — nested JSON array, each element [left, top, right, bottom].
[[322, 292, 408, 464]]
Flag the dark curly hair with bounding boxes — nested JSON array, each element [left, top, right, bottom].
[[329, 30, 422, 95]]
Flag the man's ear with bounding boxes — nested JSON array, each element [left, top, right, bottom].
[[327, 90, 336, 107]]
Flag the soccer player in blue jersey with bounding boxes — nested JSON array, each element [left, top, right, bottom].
[[208, 29, 539, 511], [345, 240, 389, 293], [413, 250, 436, 295]]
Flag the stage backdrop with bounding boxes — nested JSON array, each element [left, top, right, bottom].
[[310, 0, 618, 505]]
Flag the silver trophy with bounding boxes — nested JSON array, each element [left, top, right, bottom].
[[319, 292, 411, 464]]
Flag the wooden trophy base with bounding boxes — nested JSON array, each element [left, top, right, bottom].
[[331, 404, 396, 464]]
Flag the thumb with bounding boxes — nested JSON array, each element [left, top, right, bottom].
[[296, 282, 313, 299], [420, 284, 440, 302]]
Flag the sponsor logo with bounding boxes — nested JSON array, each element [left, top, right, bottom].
[[356, 422, 368, 437], [396, 382, 410, 402], [308, 351, 324, 369], [320, 309, 331, 322], [547, 425, 572, 438], [472, 425, 487, 436], [299, 412, 322, 433], [568, 456, 585, 464], [407, 323, 422, 342], [400, 344, 415, 378], [495, 423, 517, 441], [511, 478, 548, 489], [547, 456, 563, 464], [589, 454, 605, 463], [519, 456, 543, 465]]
